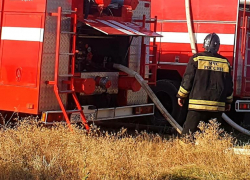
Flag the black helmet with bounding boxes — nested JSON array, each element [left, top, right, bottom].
[[203, 33, 220, 54]]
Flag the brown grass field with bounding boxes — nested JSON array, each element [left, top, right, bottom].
[[0, 119, 249, 180]]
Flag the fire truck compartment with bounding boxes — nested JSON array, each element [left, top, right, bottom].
[[75, 19, 162, 73], [76, 29, 130, 72], [81, 19, 161, 37]]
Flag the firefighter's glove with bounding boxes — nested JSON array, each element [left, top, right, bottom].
[[178, 98, 185, 107]]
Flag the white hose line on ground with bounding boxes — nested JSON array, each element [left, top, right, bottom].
[[185, 0, 197, 54], [113, 63, 183, 134], [222, 113, 250, 136]]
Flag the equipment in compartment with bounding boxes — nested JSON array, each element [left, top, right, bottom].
[[75, 26, 130, 72]]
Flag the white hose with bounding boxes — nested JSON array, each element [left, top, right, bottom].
[[185, 0, 197, 54], [240, 0, 250, 5], [222, 113, 250, 136], [113, 63, 183, 134]]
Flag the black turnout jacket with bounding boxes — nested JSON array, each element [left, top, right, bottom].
[[177, 51, 233, 112]]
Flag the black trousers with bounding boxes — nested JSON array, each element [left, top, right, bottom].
[[182, 110, 222, 135]]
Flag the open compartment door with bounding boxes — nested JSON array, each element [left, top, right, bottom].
[[81, 19, 162, 37]]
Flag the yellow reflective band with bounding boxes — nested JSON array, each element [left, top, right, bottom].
[[189, 104, 225, 111], [180, 86, 189, 94], [196, 56, 228, 63], [226, 93, 233, 103], [227, 93, 233, 100], [189, 99, 225, 107], [178, 91, 188, 98], [198, 60, 229, 72], [193, 57, 199, 62]]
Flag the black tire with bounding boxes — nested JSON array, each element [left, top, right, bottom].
[[150, 80, 182, 126]]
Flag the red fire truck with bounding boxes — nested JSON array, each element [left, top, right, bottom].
[[0, 0, 166, 130], [149, 0, 250, 127], [0, 0, 249, 133]]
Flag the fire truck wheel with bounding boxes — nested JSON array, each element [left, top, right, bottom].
[[150, 80, 181, 126]]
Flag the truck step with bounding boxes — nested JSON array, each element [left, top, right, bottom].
[[61, 31, 76, 35], [59, 90, 74, 94], [145, 45, 157, 48], [59, 74, 74, 77], [60, 53, 74, 55], [42, 110, 82, 116], [67, 110, 82, 113], [62, 10, 76, 15]]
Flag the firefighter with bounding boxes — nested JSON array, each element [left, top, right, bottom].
[[177, 33, 233, 136]]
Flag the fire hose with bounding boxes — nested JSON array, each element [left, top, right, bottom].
[[185, 0, 250, 136], [185, 0, 197, 54], [114, 63, 250, 136], [113, 63, 183, 134]]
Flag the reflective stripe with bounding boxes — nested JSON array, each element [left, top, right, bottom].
[[198, 60, 229, 72], [180, 86, 189, 94], [227, 93, 233, 100], [193, 57, 199, 61], [178, 91, 188, 98], [189, 99, 225, 107], [189, 104, 225, 111], [226, 93, 233, 103], [1, 27, 44, 42], [195, 56, 228, 63], [153, 32, 235, 45]]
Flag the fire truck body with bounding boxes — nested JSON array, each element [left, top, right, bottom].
[[3, 0, 250, 128], [0, 0, 162, 124], [150, 0, 250, 123], [151, 0, 238, 75]]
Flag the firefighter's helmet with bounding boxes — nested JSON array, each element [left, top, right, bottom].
[[203, 33, 220, 54]]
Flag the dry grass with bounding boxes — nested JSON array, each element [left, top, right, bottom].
[[0, 119, 249, 180]]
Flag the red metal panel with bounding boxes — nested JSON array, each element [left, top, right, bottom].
[[72, 0, 84, 20], [197, 23, 236, 34], [159, 23, 236, 34], [151, 0, 238, 78], [0, 86, 39, 113], [4, 0, 46, 13], [0, 13, 44, 114], [0, 14, 43, 87], [151, 0, 238, 21], [3, 13, 43, 28], [190, 0, 238, 22], [1, 41, 40, 87], [0, 0, 2, 36], [0, 0, 2, 11]]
